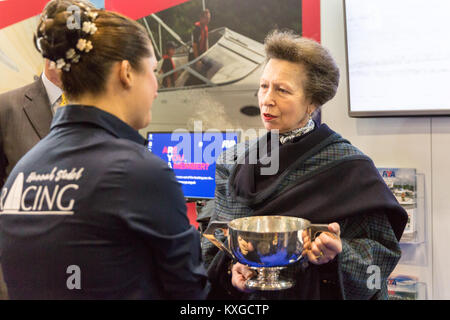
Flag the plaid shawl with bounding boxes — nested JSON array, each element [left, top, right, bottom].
[[201, 124, 407, 300]]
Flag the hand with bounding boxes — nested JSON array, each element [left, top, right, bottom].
[[231, 262, 256, 293], [302, 223, 342, 265]]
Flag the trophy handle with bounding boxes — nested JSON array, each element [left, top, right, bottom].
[[203, 221, 234, 259], [310, 224, 338, 240]]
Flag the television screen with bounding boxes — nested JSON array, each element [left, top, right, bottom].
[[344, 0, 450, 116], [147, 131, 240, 199]]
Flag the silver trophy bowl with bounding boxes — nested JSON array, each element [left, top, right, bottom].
[[203, 215, 331, 291]]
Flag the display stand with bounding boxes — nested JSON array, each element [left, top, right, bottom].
[[377, 170, 432, 300], [399, 173, 426, 244]]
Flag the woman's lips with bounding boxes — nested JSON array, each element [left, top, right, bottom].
[[263, 113, 277, 121]]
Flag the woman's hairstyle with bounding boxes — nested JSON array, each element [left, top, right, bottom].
[[34, 0, 153, 99], [264, 29, 340, 107]]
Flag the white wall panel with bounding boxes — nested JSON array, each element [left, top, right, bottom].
[[321, 0, 446, 299]]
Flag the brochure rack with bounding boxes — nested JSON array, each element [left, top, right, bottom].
[[377, 170, 432, 300]]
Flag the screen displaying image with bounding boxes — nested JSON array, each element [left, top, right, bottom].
[[147, 131, 239, 199], [344, 0, 450, 116]]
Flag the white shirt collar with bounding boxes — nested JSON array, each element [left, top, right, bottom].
[[41, 71, 63, 106]]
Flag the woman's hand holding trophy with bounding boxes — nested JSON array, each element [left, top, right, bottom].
[[301, 222, 342, 265]]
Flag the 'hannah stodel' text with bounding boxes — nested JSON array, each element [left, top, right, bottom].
[[26, 167, 84, 183]]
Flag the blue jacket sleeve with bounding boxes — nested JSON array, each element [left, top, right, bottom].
[[121, 150, 209, 299]]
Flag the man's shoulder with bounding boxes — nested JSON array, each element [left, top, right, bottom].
[[0, 80, 42, 111]]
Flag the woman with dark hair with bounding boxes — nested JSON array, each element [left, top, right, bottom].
[[202, 30, 407, 300], [0, 0, 208, 299]]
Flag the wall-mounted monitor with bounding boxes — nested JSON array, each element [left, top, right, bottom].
[[344, 0, 450, 117], [147, 131, 240, 199]]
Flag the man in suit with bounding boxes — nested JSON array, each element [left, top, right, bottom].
[[0, 60, 63, 300], [0, 59, 63, 187]]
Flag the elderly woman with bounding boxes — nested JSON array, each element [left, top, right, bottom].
[[202, 30, 407, 300]]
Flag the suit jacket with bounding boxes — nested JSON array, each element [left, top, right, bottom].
[[0, 77, 53, 188], [0, 77, 52, 300]]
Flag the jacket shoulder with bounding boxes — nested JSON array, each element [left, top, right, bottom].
[[0, 80, 40, 112]]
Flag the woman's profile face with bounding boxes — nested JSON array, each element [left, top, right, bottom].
[[258, 58, 314, 133], [130, 46, 159, 129]]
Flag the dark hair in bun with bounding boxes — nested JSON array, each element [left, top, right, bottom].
[[34, 0, 153, 100]]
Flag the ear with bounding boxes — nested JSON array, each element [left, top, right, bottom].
[[44, 59, 63, 89], [308, 104, 318, 117], [118, 60, 133, 89]]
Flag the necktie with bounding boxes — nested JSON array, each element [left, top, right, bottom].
[[60, 93, 67, 106], [52, 93, 67, 115]]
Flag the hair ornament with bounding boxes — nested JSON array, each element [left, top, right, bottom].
[[65, 47, 81, 65], [71, 54, 81, 63], [56, 58, 66, 69], [56, 58, 71, 71], [48, 5, 99, 72], [76, 39, 93, 53], [62, 63, 71, 72], [87, 11, 98, 20], [82, 21, 97, 35], [66, 48, 76, 60]]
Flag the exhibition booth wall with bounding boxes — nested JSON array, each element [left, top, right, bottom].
[[321, 0, 450, 299]]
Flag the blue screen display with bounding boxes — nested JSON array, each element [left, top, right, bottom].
[[147, 132, 239, 199]]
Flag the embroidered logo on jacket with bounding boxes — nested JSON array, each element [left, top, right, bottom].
[[0, 167, 84, 215]]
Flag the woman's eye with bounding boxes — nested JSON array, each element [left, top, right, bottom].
[[260, 84, 268, 89], [278, 88, 288, 93]]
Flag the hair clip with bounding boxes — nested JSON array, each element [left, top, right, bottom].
[[66, 48, 76, 60], [82, 21, 97, 35], [63, 63, 71, 72], [56, 58, 66, 70], [87, 11, 98, 20], [35, 37, 43, 53], [50, 5, 98, 72], [76, 39, 93, 52], [71, 54, 80, 63], [66, 48, 81, 64]]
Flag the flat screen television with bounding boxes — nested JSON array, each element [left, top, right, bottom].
[[344, 0, 450, 117], [147, 131, 240, 199]]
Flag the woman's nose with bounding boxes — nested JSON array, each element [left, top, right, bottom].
[[260, 88, 275, 107]]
